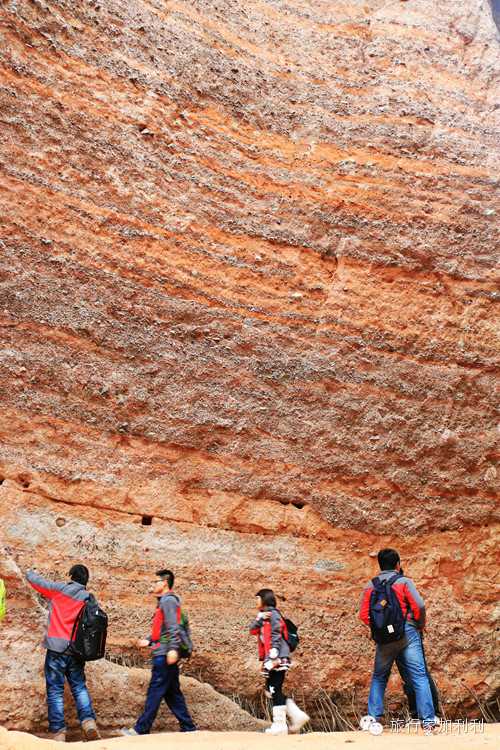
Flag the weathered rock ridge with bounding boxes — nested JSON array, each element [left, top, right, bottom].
[[0, 0, 498, 732]]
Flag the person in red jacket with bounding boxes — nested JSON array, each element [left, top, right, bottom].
[[26, 565, 100, 742], [358, 549, 436, 733], [249, 588, 309, 735]]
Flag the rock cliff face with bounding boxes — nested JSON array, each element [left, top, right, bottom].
[[0, 539, 266, 736], [0, 0, 498, 732]]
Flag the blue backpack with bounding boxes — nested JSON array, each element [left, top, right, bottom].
[[369, 573, 406, 644]]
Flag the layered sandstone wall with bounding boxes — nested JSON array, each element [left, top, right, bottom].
[[0, 0, 499, 732], [0, 535, 266, 735]]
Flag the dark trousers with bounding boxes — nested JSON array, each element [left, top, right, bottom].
[[266, 670, 287, 707], [135, 656, 196, 734], [44, 650, 96, 733]]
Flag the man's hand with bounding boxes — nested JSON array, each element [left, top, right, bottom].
[[136, 638, 150, 649], [166, 649, 178, 665]]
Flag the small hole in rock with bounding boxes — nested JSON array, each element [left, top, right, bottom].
[[56, 517, 66, 527], [292, 501, 305, 509], [141, 515, 153, 526]]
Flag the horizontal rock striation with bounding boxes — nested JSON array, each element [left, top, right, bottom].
[[0, 0, 499, 730]]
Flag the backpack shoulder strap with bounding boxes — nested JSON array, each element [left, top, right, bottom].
[[387, 573, 402, 585], [372, 573, 401, 588], [384, 573, 407, 620], [276, 609, 289, 639], [69, 599, 86, 645], [383, 573, 402, 596]]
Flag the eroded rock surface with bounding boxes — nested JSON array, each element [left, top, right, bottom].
[[0, 538, 266, 734], [0, 0, 499, 731]]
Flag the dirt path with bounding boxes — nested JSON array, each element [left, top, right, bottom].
[[1, 725, 499, 750]]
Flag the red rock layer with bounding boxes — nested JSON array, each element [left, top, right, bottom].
[[0, 0, 498, 728]]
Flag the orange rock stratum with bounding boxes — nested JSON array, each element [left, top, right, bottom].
[[0, 0, 499, 735]]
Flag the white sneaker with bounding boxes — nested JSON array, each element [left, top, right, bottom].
[[286, 698, 310, 733], [120, 728, 139, 737], [369, 722, 384, 735]]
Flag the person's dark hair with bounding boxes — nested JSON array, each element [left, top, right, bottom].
[[69, 564, 89, 586], [377, 548, 400, 571], [256, 588, 277, 608], [156, 569, 174, 589]]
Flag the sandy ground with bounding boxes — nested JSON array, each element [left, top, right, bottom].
[[1, 726, 499, 750]]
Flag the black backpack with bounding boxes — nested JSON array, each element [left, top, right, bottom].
[[69, 594, 108, 661], [369, 573, 406, 644], [283, 617, 299, 653]]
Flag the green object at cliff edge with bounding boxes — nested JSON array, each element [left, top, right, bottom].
[[0, 579, 6, 622]]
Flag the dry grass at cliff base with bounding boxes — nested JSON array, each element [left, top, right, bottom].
[[1, 726, 500, 750]]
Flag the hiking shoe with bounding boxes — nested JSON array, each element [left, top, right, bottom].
[[50, 730, 66, 742], [120, 728, 139, 736], [82, 719, 101, 741]]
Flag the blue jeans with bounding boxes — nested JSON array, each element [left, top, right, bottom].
[[135, 657, 196, 734], [45, 650, 96, 732], [368, 624, 435, 726], [398, 643, 440, 718]]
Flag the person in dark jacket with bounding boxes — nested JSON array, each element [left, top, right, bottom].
[[249, 588, 309, 735], [395, 567, 441, 722], [121, 569, 196, 735], [26, 565, 100, 742], [400, 662, 441, 721]]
